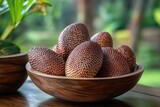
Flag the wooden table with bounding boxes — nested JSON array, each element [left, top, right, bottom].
[[0, 78, 160, 107]]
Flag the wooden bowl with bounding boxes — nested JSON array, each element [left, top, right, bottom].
[[0, 53, 28, 94], [26, 62, 144, 102]]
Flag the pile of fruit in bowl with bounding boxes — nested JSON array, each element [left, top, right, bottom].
[[26, 23, 144, 102]]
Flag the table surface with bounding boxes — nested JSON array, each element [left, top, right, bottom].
[[0, 78, 160, 107]]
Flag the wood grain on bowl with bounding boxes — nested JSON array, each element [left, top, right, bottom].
[[0, 53, 28, 65], [0, 53, 28, 94], [0, 72, 27, 84], [0, 72, 27, 94], [0, 64, 24, 75], [26, 62, 144, 102]]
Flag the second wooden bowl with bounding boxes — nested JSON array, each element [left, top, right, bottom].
[[26, 62, 144, 102], [0, 53, 28, 94]]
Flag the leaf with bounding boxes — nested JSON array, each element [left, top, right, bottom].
[[13, 0, 24, 27], [22, 0, 35, 16], [6, 0, 24, 27], [0, 4, 9, 15], [0, 40, 15, 49], [17, 0, 23, 26], [154, 8, 160, 25], [14, 0, 17, 25], [29, 0, 52, 16], [0, 40, 20, 56], [1, 0, 51, 40], [0, 0, 4, 6], [6, 0, 15, 26], [38, 0, 52, 6], [25, 0, 35, 9], [0, 45, 20, 55], [0, 24, 14, 40]]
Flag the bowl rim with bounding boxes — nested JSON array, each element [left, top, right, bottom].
[[0, 53, 27, 58], [26, 62, 144, 80]]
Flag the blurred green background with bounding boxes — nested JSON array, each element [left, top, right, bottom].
[[0, 0, 160, 87]]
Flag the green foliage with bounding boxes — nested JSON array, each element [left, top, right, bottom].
[[51, 0, 76, 31], [13, 31, 58, 52], [0, 0, 38, 40], [95, 0, 130, 33], [6, 0, 24, 27], [154, 8, 160, 25], [137, 43, 160, 69], [141, 0, 159, 27], [6, 0, 51, 28], [0, 40, 20, 55], [0, 0, 51, 40], [0, 0, 3, 5], [95, 0, 160, 33], [0, 1, 9, 16], [0, 0, 51, 56], [0, 0, 36, 55]]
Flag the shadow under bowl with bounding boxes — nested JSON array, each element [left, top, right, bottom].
[[0, 53, 28, 94], [26, 62, 144, 102]]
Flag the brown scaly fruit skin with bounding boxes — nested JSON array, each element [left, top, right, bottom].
[[116, 45, 136, 72], [56, 23, 90, 60], [28, 47, 65, 76], [97, 47, 130, 77], [90, 32, 113, 47], [65, 41, 103, 78]]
